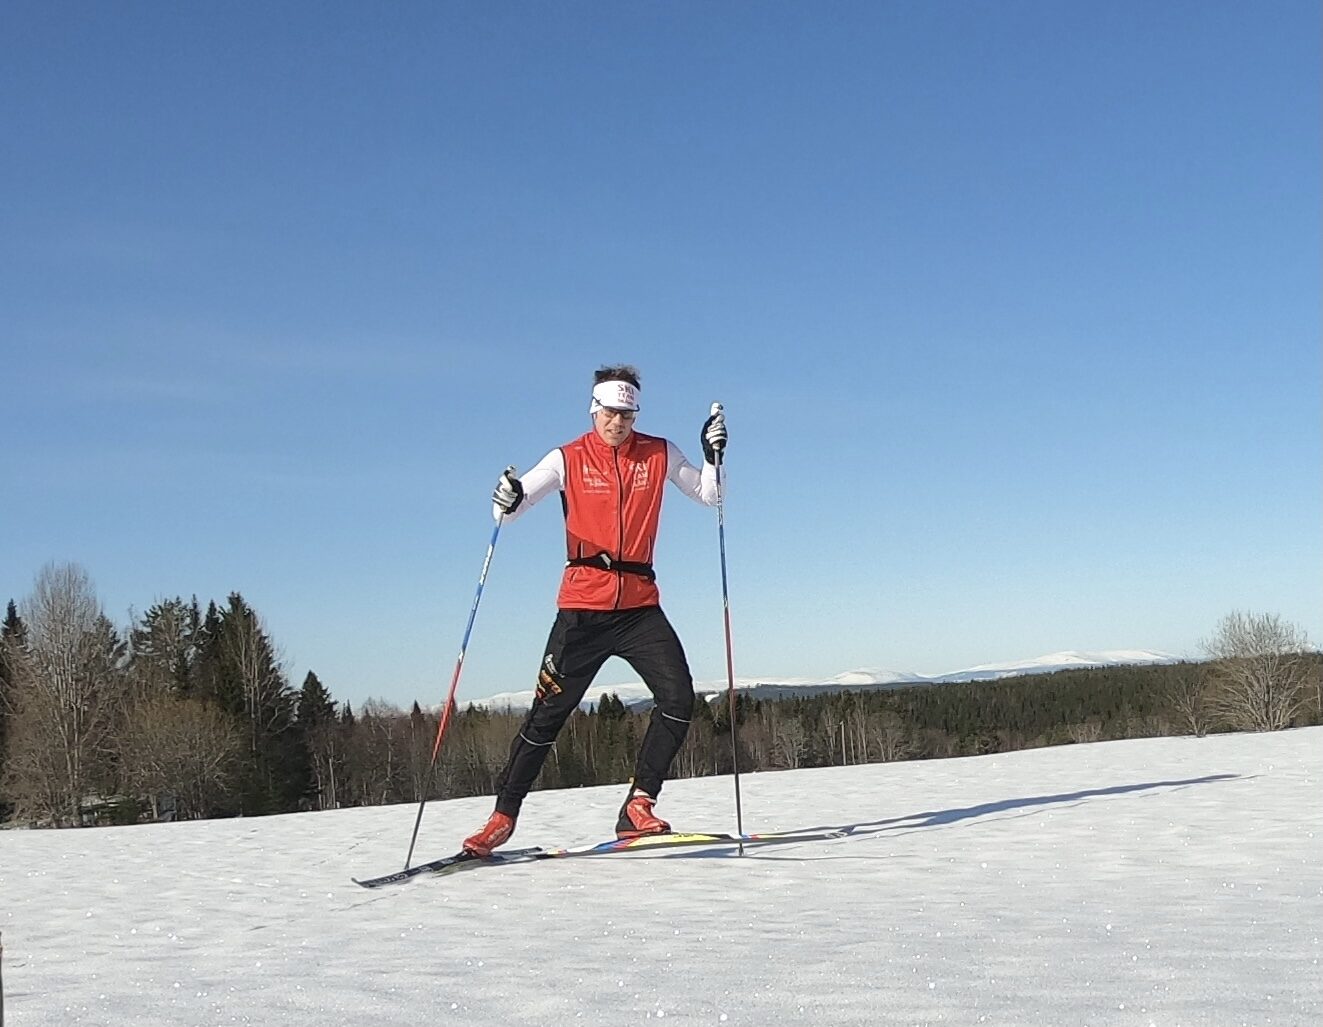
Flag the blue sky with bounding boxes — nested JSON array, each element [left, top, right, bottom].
[[3, 2, 1318, 709]]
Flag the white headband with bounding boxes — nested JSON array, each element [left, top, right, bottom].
[[589, 380, 640, 414]]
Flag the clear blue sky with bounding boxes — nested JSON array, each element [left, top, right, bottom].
[[3, 2, 1318, 709]]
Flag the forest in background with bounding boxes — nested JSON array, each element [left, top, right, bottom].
[[1, 564, 1318, 827]]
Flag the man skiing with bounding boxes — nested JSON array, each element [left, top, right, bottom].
[[462, 365, 727, 856]]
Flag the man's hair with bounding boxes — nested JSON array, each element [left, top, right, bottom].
[[594, 365, 641, 388]]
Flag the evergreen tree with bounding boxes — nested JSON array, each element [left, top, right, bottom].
[[296, 671, 337, 727], [191, 601, 231, 712], [295, 671, 340, 809], [334, 701, 358, 807], [597, 693, 627, 721], [128, 597, 200, 700], [592, 693, 634, 782], [0, 599, 31, 818], [194, 593, 299, 815]]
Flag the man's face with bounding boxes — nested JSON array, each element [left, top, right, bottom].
[[593, 407, 636, 447]]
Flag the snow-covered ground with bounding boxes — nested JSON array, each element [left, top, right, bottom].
[[1, 728, 1318, 1026]]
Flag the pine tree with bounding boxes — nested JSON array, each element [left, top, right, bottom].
[[336, 701, 359, 806], [191, 601, 232, 712], [128, 597, 200, 701], [296, 671, 337, 726], [591, 693, 632, 783], [194, 593, 298, 815], [597, 693, 627, 721], [296, 671, 340, 809], [0, 599, 30, 818]]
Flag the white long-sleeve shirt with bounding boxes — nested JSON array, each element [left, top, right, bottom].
[[496, 439, 720, 524]]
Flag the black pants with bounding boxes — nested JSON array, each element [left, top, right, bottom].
[[493, 605, 695, 817]]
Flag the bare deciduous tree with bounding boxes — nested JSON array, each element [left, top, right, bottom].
[[769, 715, 808, 769], [1, 686, 67, 824], [306, 719, 345, 809], [1067, 720, 1103, 744], [871, 710, 918, 762], [1204, 611, 1313, 732], [442, 707, 523, 798], [349, 699, 410, 805], [1164, 664, 1214, 737], [117, 695, 242, 819], [0, 564, 126, 825], [406, 702, 438, 802]]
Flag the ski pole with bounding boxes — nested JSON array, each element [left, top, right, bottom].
[[710, 402, 745, 855], [403, 495, 508, 869]]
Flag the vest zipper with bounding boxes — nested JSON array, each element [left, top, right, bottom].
[[612, 446, 625, 609]]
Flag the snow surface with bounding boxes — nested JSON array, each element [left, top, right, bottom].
[[1, 728, 1319, 1027], [476, 648, 1179, 712]]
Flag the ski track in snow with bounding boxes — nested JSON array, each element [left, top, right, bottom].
[[1, 729, 1319, 1026]]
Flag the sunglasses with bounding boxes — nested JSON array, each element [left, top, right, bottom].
[[598, 408, 637, 422]]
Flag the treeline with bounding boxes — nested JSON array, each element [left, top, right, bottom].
[[1, 564, 1318, 827]]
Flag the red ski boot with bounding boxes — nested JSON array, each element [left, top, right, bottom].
[[615, 790, 671, 839], [462, 810, 515, 856]]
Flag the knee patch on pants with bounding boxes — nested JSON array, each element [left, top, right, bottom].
[[654, 682, 695, 723]]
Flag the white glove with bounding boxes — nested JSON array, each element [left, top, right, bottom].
[[492, 466, 524, 519], [701, 404, 727, 464]]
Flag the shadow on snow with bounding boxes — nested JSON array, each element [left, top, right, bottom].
[[649, 773, 1242, 860]]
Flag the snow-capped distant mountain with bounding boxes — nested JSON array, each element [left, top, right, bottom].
[[468, 649, 1180, 713], [921, 649, 1179, 684]]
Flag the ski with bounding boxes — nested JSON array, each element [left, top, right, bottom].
[[532, 828, 850, 860], [352, 846, 545, 889], [353, 828, 849, 889]]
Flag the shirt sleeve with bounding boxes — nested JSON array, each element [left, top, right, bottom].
[[495, 449, 566, 523], [666, 439, 720, 507]]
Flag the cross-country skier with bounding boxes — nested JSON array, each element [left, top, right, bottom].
[[461, 364, 727, 856]]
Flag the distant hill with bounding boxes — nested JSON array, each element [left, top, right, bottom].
[[469, 648, 1180, 712]]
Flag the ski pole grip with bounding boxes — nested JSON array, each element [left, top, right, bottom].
[[494, 466, 519, 523], [709, 402, 726, 464]]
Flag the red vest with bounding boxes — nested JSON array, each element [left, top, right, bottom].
[[558, 429, 668, 610]]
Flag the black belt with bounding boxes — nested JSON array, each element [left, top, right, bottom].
[[566, 553, 656, 582]]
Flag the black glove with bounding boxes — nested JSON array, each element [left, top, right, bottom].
[[492, 466, 524, 517], [701, 407, 727, 464]]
